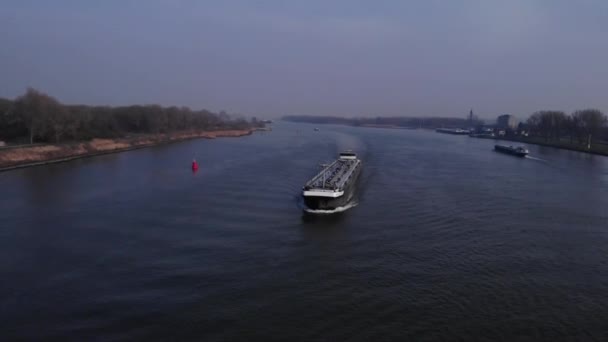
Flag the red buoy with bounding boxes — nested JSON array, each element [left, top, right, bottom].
[[191, 159, 199, 171]]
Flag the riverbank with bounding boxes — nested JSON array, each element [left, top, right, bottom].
[[0, 129, 254, 171], [472, 135, 608, 156]]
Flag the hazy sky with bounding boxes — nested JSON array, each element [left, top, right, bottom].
[[2, 0, 608, 119]]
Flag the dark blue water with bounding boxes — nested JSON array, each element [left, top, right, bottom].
[[1, 122, 608, 341]]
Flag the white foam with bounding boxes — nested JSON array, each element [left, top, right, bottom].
[[303, 201, 358, 214]]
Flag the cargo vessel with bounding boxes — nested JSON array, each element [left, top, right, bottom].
[[494, 144, 529, 157], [436, 128, 470, 135], [302, 151, 362, 210]]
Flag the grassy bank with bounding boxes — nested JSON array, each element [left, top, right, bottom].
[[0, 129, 253, 171], [474, 135, 608, 156]]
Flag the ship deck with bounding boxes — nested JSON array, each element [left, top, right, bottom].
[[305, 159, 360, 190]]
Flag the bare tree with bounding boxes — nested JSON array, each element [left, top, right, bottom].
[[12, 88, 62, 144], [47, 105, 72, 143], [572, 109, 607, 147], [527, 111, 567, 141]]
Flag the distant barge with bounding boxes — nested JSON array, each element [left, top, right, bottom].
[[494, 145, 529, 157], [302, 151, 361, 210], [436, 128, 470, 135]]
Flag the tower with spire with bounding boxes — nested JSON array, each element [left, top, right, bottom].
[[468, 108, 474, 125]]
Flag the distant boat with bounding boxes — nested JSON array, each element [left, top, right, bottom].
[[494, 145, 529, 157], [314, 128, 320, 131], [469, 132, 495, 138], [435, 128, 470, 135]]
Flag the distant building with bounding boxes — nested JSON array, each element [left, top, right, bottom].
[[496, 114, 518, 130]]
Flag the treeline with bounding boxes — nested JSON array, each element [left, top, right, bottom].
[[525, 109, 607, 145], [283, 115, 353, 126], [283, 115, 480, 128], [0, 88, 264, 144]]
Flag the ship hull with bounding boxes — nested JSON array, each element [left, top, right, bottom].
[[303, 165, 361, 211]]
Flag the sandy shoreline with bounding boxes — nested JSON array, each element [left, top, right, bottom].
[[0, 129, 253, 171]]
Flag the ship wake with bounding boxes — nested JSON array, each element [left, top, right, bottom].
[[525, 156, 548, 162]]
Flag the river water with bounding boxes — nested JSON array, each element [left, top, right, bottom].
[[1, 122, 607, 341]]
